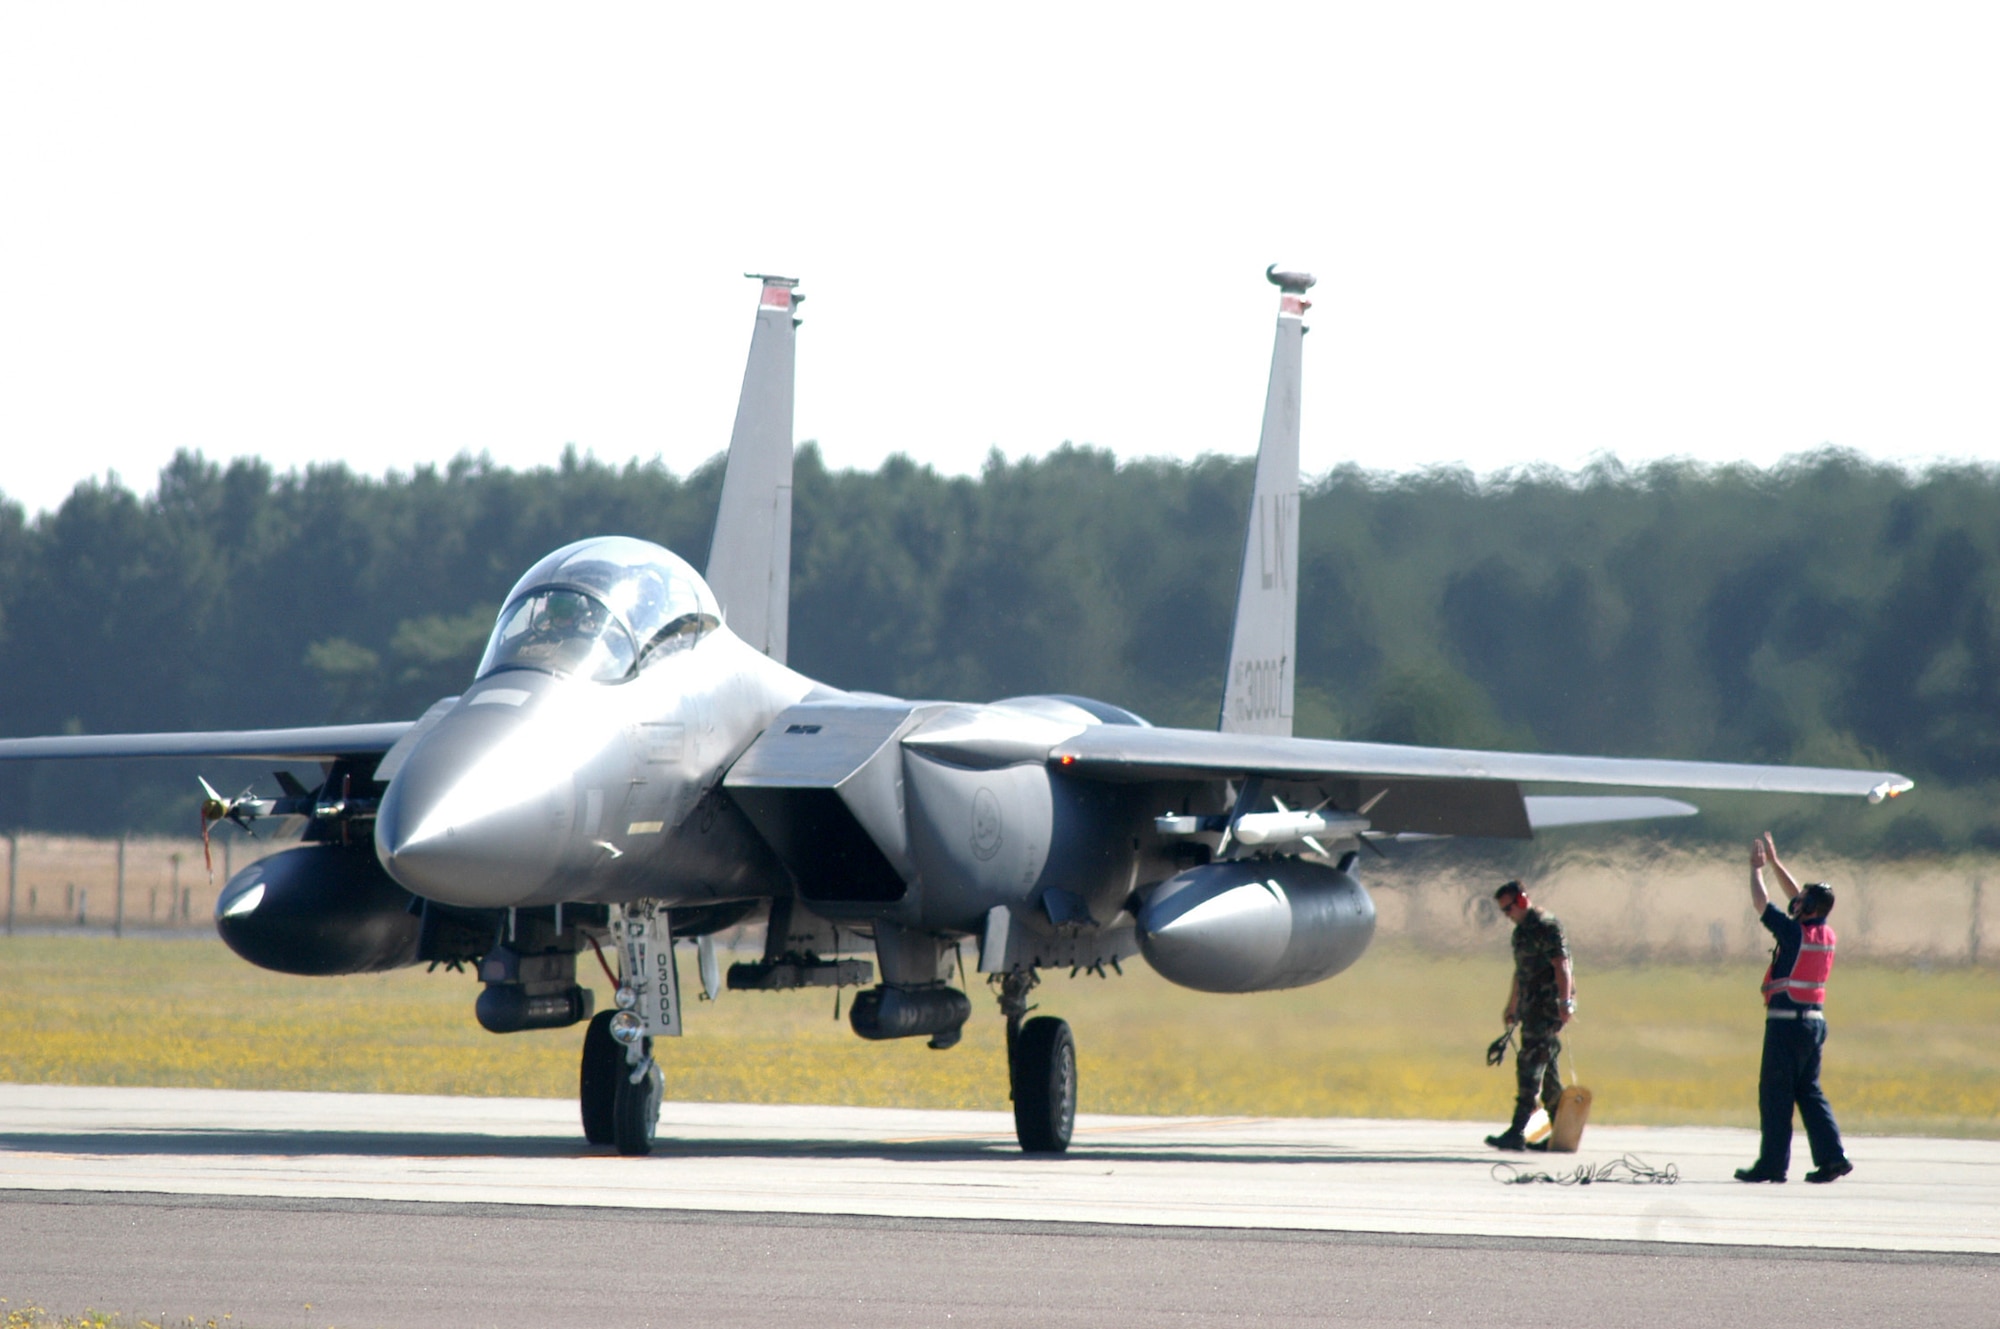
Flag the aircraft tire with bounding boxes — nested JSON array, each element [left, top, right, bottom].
[[1011, 1016, 1076, 1154], [578, 1011, 620, 1145], [611, 1046, 662, 1157]]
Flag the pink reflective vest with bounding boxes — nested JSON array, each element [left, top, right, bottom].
[[1762, 920, 1835, 1007]]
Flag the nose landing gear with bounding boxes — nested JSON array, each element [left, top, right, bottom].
[[579, 901, 677, 1156], [584, 1016, 668, 1152], [997, 970, 1075, 1153], [580, 1009, 663, 1154], [612, 1039, 663, 1156], [579, 1010, 619, 1145]]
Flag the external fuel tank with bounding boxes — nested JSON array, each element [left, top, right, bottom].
[[1136, 856, 1376, 993]]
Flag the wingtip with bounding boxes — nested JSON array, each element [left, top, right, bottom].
[[1867, 776, 1916, 804]]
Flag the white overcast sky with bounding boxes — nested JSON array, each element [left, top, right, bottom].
[[2, 3, 1996, 518]]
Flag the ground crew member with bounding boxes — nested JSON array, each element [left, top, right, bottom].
[[1486, 880, 1574, 1151], [1737, 833, 1854, 1184]]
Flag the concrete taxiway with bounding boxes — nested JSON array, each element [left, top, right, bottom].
[[2, 1083, 1995, 1254]]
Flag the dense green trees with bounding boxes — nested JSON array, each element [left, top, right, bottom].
[[1, 446, 1993, 854]]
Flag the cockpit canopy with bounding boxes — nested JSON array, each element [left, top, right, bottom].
[[476, 537, 721, 683]]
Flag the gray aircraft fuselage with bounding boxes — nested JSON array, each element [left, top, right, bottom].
[[379, 621, 806, 909], [376, 575, 1180, 950]]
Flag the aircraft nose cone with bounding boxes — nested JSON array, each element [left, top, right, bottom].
[[375, 696, 574, 908]]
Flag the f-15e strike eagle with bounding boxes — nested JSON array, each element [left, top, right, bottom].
[[0, 269, 1912, 1156]]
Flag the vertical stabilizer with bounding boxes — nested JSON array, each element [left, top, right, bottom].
[[1218, 266, 1313, 735], [706, 273, 802, 663]]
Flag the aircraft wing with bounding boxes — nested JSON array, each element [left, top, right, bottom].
[[0, 722, 414, 763], [1042, 725, 1912, 801], [1524, 795, 1698, 828]]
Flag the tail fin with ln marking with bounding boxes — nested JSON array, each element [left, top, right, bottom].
[[706, 273, 802, 663], [1218, 265, 1313, 735]]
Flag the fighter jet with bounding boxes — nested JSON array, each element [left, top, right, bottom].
[[0, 269, 1913, 1157]]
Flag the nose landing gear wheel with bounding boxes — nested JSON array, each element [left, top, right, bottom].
[[579, 1010, 620, 1145], [1011, 1016, 1075, 1154], [612, 1042, 663, 1157]]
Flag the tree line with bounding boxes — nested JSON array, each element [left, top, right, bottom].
[[1, 445, 1993, 856]]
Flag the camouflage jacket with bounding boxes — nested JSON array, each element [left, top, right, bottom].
[[1511, 906, 1570, 1020]]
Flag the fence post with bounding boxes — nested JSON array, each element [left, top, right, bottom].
[[1968, 876, 1984, 972], [115, 833, 127, 939], [5, 833, 14, 936]]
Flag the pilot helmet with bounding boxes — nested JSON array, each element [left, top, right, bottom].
[[545, 590, 588, 627]]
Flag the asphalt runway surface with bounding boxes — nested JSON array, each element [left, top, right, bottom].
[[4, 1085, 1996, 1328]]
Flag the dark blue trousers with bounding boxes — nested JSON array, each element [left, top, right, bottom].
[[1757, 1016, 1846, 1174]]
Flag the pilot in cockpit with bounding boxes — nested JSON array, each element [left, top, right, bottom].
[[511, 590, 608, 674], [537, 591, 591, 638], [476, 538, 714, 685]]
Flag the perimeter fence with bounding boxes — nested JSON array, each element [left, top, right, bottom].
[[1369, 846, 1994, 967], [0, 833, 286, 936], [2, 834, 1991, 969]]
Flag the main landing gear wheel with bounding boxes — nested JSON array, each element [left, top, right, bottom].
[[578, 1010, 620, 1145], [612, 1041, 663, 1157], [1011, 1016, 1076, 1154]]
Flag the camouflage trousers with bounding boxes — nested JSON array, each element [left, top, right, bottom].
[[1514, 1021, 1564, 1118]]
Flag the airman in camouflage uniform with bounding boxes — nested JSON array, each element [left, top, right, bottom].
[[1486, 880, 1575, 1151]]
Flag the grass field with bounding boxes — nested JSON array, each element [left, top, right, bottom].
[[2, 935, 1995, 1138], [0, 1308, 224, 1329]]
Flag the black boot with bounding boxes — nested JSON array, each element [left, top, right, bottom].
[[1485, 1105, 1532, 1151], [1734, 1163, 1787, 1183]]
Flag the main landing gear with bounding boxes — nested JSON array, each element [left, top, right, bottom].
[[998, 970, 1075, 1153]]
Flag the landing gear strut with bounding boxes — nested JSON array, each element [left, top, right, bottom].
[[998, 970, 1074, 1153]]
